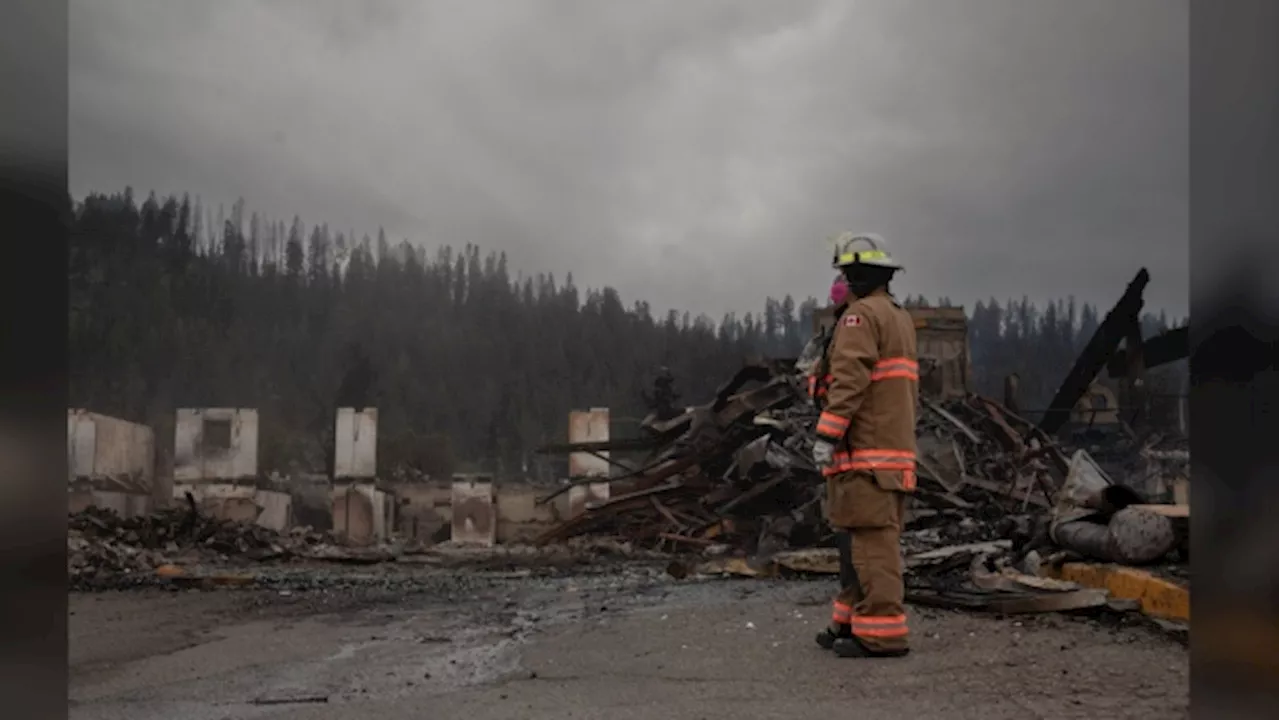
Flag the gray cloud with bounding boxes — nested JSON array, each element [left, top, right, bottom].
[[70, 0, 1188, 319]]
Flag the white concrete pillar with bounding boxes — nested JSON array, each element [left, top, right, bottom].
[[567, 408, 611, 517]]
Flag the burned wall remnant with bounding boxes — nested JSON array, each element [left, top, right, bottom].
[[174, 408, 259, 482], [910, 306, 973, 400], [173, 483, 294, 532], [393, 481, 564, 544], [332, 483, 392, 545], [334, 407, 378, 479], [67, 410, 156, 492], [812, 304, 971, 399], [451, 475, 496, 546], [567, 408, 611, 517], [67, 410, 157, 518]]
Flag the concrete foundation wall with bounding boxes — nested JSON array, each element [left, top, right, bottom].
[[174, 483, 293, 531], [69, 489, 151, 519], [332, 484, 391, 545], [451, 477, 497, 546], [174, 408, 259, 482], [393, 481, 569, 544], [393, 484, 453, 541], [255, 490, 293, 531], [67, 410, 156, 493], [289, 480, 336, 531]]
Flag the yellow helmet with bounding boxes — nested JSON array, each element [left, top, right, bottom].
[[830, 232, 903, 271]]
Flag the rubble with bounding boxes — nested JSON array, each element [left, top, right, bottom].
[[67, 502, 670, 590], [534, 356, 1188, 615], [67, 501, 338, 590], [535, 359, 1066, 554]]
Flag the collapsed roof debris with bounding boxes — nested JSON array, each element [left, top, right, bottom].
[[534, 358, 1067, 553], [534, 344, 1188, 614]]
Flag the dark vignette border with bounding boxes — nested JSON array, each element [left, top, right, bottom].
[[0, 1, 70, 719], [1188, 0, 1278, 718]]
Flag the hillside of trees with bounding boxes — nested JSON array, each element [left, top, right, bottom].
[[68, 190, 1186, 479]]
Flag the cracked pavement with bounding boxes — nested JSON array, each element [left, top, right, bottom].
[[70, 565, 1188, 720]]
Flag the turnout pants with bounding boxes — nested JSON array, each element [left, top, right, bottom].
[[826, 470, 909, 653]]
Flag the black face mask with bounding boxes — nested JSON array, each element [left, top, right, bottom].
[[845, 279, 880, 298], [842, 266, 895, 298]]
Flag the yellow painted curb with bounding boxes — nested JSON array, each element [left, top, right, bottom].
[[1045, 562, 1189, 623]]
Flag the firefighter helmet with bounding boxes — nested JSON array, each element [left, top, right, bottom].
[[830, 232, 903, 271]]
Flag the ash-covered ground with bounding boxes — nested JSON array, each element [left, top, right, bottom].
[[70, 561, 1188, 720]]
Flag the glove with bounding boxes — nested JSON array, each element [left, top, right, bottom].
[[812, 438, 835, 468]]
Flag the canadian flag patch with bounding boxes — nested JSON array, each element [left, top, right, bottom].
[[844, 314, 863, 327]]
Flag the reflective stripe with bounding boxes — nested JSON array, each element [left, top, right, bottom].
[[832, 601, 852, 624], [836, 249, 888, 265], [870, 357, 918, 382], [848, 448, 916, 471], [816, 412, 850, 439], [821, 448, 917, 478], [808, 374, 834, 400], [850, 614, 908, 639]]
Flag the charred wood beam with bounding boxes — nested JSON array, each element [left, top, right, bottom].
[[1038, 268, 1150, 435], [1106, 325, 1190, 378], [1121, 311, 1149, 428], [710, 363, 776, 411]]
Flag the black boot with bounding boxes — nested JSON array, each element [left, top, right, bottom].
[[815, 626, 849, 650], [832, 636, 910, 658]]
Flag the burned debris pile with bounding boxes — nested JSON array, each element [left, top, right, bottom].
[[535, 360, 1064, 554], [534, 360, 826, 553], [535, 356, 1188, 612], [68, 501, 334, 590]]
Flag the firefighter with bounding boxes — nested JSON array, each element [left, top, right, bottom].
[[811, 232, 919, 658]]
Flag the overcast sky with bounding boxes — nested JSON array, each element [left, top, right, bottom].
[[69, 0, 1188, 320]]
